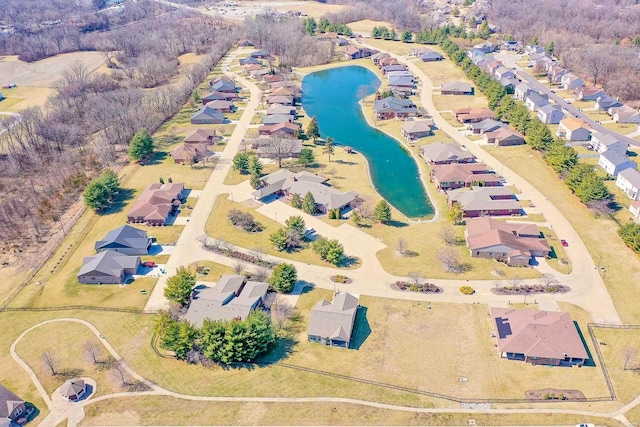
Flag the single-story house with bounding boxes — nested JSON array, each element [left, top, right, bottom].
[[441, 81, 474, 95], [204, 100, 234, 113], [560, 73, 584, 91], [237, 39, 254, 47], [239, 57, 262, 66], [466, 217, 549, 266], [185, 274, 269, 327], [371, 52, 390, 64], [556, 117, 590, 141], [377, 57, 398, 68], [576, 86, 606, 101], [410, 47, 435, 57], [250, 68, 271, 79], [388, 75, 415, 88], [537, 104, 564, 124], [382, 65, 408, 74], [191, 106, 225, 125], [266, 95, 294, 105], [591, 131, 627, 154], [420, 51, 444, 62], [419, 142, 475, 165], [373, 96, 418, 120], [95, 225, 151, 255], [261, 114, 294, 126], [467, 118, 505, 134], [127, 183, 185, 225], [250, 49, 270, 58], [202, 91, 239, 103], [514, 83, 535, 101], [598, 150, 636, 177], [263, 74, 284, 84], [209, 77, 236, 93], [524, 92, 549, 112], [270, 87, 296, 98], [595, 95, 622, 112], [344, 46, 374, 60], [251, 137, 303, 159], [184, 128, 219, 145], [170, 142, 211, 165], [490, 307, 588, 366], [267, 103, 296, 116], [630, 200, 640, 222], [484, 127, 525, 146], [0, 384, 28, 427], [447, 187, 520, 217], [386, 70, 412, 79], [60, 379, 87, 402], [401, 120, 434, 141], [77, 250, 141, 284], [243, 64, 263, 74], [257, 121, 300, 137], [616, 168, 640, 200], [454, 107, 495, 123], [430, 163, 500, 191], [611, 105, 640, 124], [307, 292, 360, 349]]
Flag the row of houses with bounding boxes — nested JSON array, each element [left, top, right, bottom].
[[191, 76, 240, 125]]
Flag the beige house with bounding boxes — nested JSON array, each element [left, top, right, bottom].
[[556, 117, 590, 141]]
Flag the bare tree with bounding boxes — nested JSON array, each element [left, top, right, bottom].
[[42, 350, 58, 375], [250, 247, 265, 262], [438, 247, 463, 273], [355, 196, 373, 219], [510, 276, 522, 290], [110, 361, 129, 387], [396, 238, 408, 257], [579, 48, 615, 87], [622, 344, 638, 370], [270, 294, 295, 328], [256, 134, 300, 168], [440, 224, 457, 246], [540, 273, 558, 289], [587, 199, 614, 218], [84, 341, 101, 365], [233, 260, 245, 275], [253, 266, 269, 282]]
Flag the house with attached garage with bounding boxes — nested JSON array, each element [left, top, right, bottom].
[[239, 57, 262, 66], [616, 168, 640, 200], [419, 142, 475, 165], [307, 292, 360, 349], [491, 307, 588, 365], [560, 73, 583, 91], [202, 91, 239, 103], [95, 225, 151, 255], [576, 86, 606, 101], [257, 121, 300, 137], [537, 104, 564, 124], [204, 100, 234, 113], [267, 104, 296, 116], [591, 131, 627, 154], [209, 77, 236, 93], [499, 77, 519, 94], [250, 49, 270, 58], [261, 114, 294, 126], [556, 117, 590, 141], [127, 183, 185, 226], [374, 96, 418, 120], [0, 384, 29, 427], [266, 95, 294, 106], [441, 81, 474, 95], [371, 52, 390, 64], [514, 83, 535, 101], [344, 46, 374, 60], [388, 75, 415, 89], [610, 105, 640, 124], [382, 64, 408, 74], [525, 92, 549, 112], [77, 250, 141, 284], [598, 150, 637, 177], [447, 187, 521, 217], [494, 66, 516, 81], [401, 120, 434, 141], [467, 118, 505, 134], [547, 65, 568, 84], [190, 106, 225, 125], [454, 107, 495, 123], [484, 127, 525, 146], [430, 163, 501, 191], [420, 51, 444, 62], [595, 95, 622, 112]]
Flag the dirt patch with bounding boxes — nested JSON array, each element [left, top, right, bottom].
[[525, 388, 586, 401]]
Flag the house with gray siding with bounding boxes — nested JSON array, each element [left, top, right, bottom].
[[307, 292, 359, 348], [77, 250, 141, 284]]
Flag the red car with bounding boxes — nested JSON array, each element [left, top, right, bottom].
[[560, 240, 568, 247], [143, 261, 156, 268]]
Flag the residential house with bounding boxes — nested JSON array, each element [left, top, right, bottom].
[[344, 46, 373, 60], [524, 92, 549, 112], [382, 65, 408, 74], [184, 129, 219, 145], [378, 57, 399, 68], [95, 225, 151, 255], [598, 150, 636, 177], [371, 52, 390, 64], [185, 274, 269, 327], [454, 107, 495, 123], [591, 131, 627, 154], [170, 142, 211, 165], [441, 81, 474, 95], [419, 51, 444, 62], [630, 201, 640, 222], [410, 47, 433, 57], [576, 86, 606, 101], [204, 100, 234, 113], [419, 142, 475, 165], [525, 45, 546, 55], [547, 65, 568, 84], [430, 163, 500, 191], [501, 40, 520, 51], [239, 57, 262, 66], [257, 121, 300, 137], [388, 75, 415, 89], [499, 77, 519, 94], [490, 307, 588, 365], [474, 41, 496, 53], [514, 83, 535, 101], [252, 170, 358, 214], [0, 384, 28, 427], [482, 59, 503, 77], [401, 120, 434, 141], [251, 137, 303, 159], [337, 37, 349, 46], [209, 77, 236, 93], [611, 105, 640, 124], [468, 48, 485, 64], [467, 118, 505, 134], [494, 66, 515, 81], [77, 250, 141, 284], [237, 39, 254, 47], [270, 87, 296, 97], [307, 292, 360, 349], [266, 104, 296, 116], [560, 73, 584, 91], [466, 218, 549, 266], [556, 117, 590, 141], [484, 127, 525, 146], [448, 187, 520, 217], [266, 95, 294, 105], [529, 51, 552, 69], [59, 379, 87, 402], [537, 104, 564, 124], [616, 168, 640, 200], [263, 74, 284, 85], [127, 182, 185, 225], [385, 70, 412, 79], [250, 68, 270, 79], [190, 106, 225, 124], [595, 95, 622, 112], [261, 114, 294, 126], [373, 96, 418, 120], [242, 64, 263, 75], [250, 49, 270, 58], [202, 91, 239, 103]]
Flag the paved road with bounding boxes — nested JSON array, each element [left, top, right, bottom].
[[493, 52, 639, 148]]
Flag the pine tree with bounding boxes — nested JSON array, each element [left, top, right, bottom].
[[250, 172, 261, 189], [291, 193, 303, 209], [302, 191, 316, 214], [249, 155, 263, 176], [323, 137, 335, 161], [401, 30, 413, 43], [374, 200, 392, 223], [299, 148, 315, 166], [232, 152, 250, 174], [164, 266, 196, 307], [128, 129, 154, 163], [306, 116, 320, 141]]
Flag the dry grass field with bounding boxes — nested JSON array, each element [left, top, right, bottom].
[[272, 0, 346, 18], [348, 19, 394, 35]]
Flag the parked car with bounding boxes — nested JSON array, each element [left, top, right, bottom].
[[575, 424, 595, 427], [561, 239, 569, 247], [143, 261, 156, 268], [304, 228, 316, 236]]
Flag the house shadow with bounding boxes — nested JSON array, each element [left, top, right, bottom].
[[349, 306, 371, 350], [100, 188, 134, 215], [148, 245, 164, 255], [145, 151, 168, 166], [548, 246, 559, 259], [573, 321, 596, 367], [23, 402, 40, 424]]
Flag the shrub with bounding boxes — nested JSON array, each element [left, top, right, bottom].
[[459, 285, 475, 295], [333, 275, 348, 283], [228, 209, 263, 232]]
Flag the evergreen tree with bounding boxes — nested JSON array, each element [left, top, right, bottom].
[[285, 215, 306, 237], [128, 129, 154, 162], [250, 172, 261, 190], [565, 163, 595, 193], [478, 21, 490, 39], [232, 152, 250, 174], [544, 141, 578, 173], [192, 90, 201, 104], [306, 116, 320, 141], [372, 26, 382, 39], [83, 170, 120, 211], [575, 173, 610, 203], [304, 16, 317, 35], [269, 263, 298, 293], [298, 148, 315, 166], [545, 41, 555, 54], [164, 266, 196, 307], [323, 137, 335, 161], [374, 200, 392, 223], [291, 193, 303, 209], [389, 28, 397, 41], [302, 191, 316, 214], [317, 17, 330, 33], [401, 30, 413, 43], [160, 319, 198, 360], [249, 155, 263, 176], [269, 228, 288, 251]]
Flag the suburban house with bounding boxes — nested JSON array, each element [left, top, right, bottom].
[[447, 187, 521, 217], [400, 120, 434, 141], [185, 274, 269, 327], [266, 95, 294, 105], [494, 66, 515, 81], [95, 225, 151, 255], [598, 150, 637, 177], [190, 106, 225, 125], [468, 48, 485, 64], [171, 142, 211, 165], [595, 95, 622, 111], [611, 105, 640, 124], [467, 118, 505, 134], [127, 183, 185, 225], [484, 127, 525, 146], [209, 77, 236, 93], [483, 60, 503, 77], [441, 81, 474, 95], [239, 57, 262, 66], [267, 104, 296, 116], [77, 250, 141, 284], [251, 137, 303, 159], [250, 68, 270, 79], [344, 46, 374, 60], [537, 104, 564, 124], [250, 50, 270, 58], [465, 218, 549, 266], [237, 39, 254, 47], [252, 169, 358, 214], [202, 91, 239, 103], [382, 65, 408, 74], [591, 131, 627, 154], [204, 100, 234, 113], [474, 41, 497, 53], [430, 163, 500, 191], [419, 142, 475, 165], [257, 121, 300, 137], [0, 384, 28, 427], [630, 201, 640, 222], [270, 86, 296, 97], [242, 64, 263, 75], [420, 51, 444, 62], [263, 74, 284, 84], [371, 52, 390, 64], [547, 65, 568, 84], [616, 168, 640, 200], [490, 307, 588, 366], [388, 75, 415, 89], [529, 51, 552, 69], [560, 73, 583, 90], [307, 292, 360, 349], [454, 107, 495, 123], [59, 379, 87, 402], [501, 40, 520, 51], [576, 86, 606, 101], [556, 117, 590, 141], [184, 129, 218, 145], [525, 45, 546, 56], [524, 92, 549, 112], [261, 114, 294, 126], [377, 57, 398, 68], [514, 83, 535, 101], [373, 96, 418, 120]]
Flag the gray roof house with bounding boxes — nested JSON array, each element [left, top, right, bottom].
[[77, 250, 141, 284], [191, 106, 225, 125], [307, 292, 360, 349], [266, 104, 296, 116], [185, 274, 268, 327], [388, 75, 415, 88], [209, 77, 236, 93], [611, 105, 640, 124], [382, 64, 408, 74], [0, 384, 27, 426], [447, 187, 521, 218], [524, 92, 549, 112], [261, 114, 294, 125], [537, 104, 564, 124], [401, 120, 434, 141], [441, 81, 474, 95], [373, 96, 418, 120], [466, 118, 505, 134], [420, 51, 444, 62], [595, 95, 622, 112], [386, 70, 413, 79], [494, 66, 515, 80], [419, 142, 475, 165], [239, 57, 262, 65], [514, 83, 534, 101], [561, 73, 584, 91], [591, 131, 627, 154], [616, 168, 640, 201], [94, 225, 152, 256], [598, 150, 637, 177], [499, 77, 519, 94]]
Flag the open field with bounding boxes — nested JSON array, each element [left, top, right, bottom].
[[591, 327, 640, 404], [188, 260, 235, 281], [348, 19, 394, 35], [0, 52, 106, 87]]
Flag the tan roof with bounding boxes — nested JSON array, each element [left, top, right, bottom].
[[60, 379, 85, 399], [184, 128, 218, 144], [170, 143, 210, 162], [467, 217, 539, 237], [420, 142, 475, 163], [485, 127, 524, 142], [454, 107, 495, 121], [127, 183, 184, 221], [270, 87, 294, 97], [466, 217, 549, 257], [258, 122, 300, 135], [560, 117, 590, 131], [491, 307, 588, 360], [448, 187, 520, 212], [401, 120, 434, 134], [431, 163, 499, 185]]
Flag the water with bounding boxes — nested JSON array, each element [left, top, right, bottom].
[[301, 65, 434, 218]]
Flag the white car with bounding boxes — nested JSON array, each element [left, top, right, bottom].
[[564, 98, 572, 104]]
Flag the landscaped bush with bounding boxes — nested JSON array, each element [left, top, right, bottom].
[[333, 274, 349, 284], [459, 285, 475, 295], [228, 209, 263, 232], [394, 281, 442, 293]]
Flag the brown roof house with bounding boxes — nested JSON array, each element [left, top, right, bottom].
[[441, 81, 474, 95], [307, 292, 360, 349], [430, 163, 501, 191], [185, 274, 269, 327], [258, 122, 300, 137], [77, 250, 141, 284], [0, 384, 28, 427], [401, 120, 434, 141], [184, 129, 219, 145], [466, 217, 549, 266], [447, 187, 520, 217], [171, 129, 219, 165], [203, 100, 235, 113], [454, 107, 495, 123], [59, 379, 87, 402], [266, 95, 294, 106], [491, 307, 588, 365], [344, 46, 374, 60], [576, 86, 606, 101], [419, 142, 475, 165], [127, 183, 185, 225], [483, 127, 525, 146]]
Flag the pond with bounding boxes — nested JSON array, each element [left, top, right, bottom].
[[301, 65, 434, 219]]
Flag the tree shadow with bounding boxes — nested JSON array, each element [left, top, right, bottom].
[[24, 402, 40, 423], [386, 219, 409, 228], [56, 368, 84, 380], [339, 256, 360, 268], [402, 250, 420, 257], [296, 283, 316, 294], [349, 306, 371, 350], [334, 159, 357, 166], [145, 151, 168, 166], [100, 188, 135, 215]]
